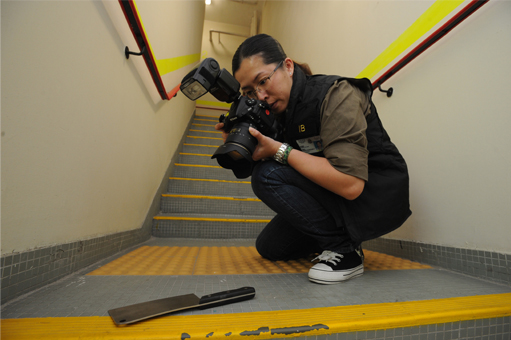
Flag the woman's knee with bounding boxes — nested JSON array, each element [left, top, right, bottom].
[[251, 161, 289, 198], [255, 233, 276, 261]]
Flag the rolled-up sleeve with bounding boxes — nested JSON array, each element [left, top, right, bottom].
[[320, 80, 370, 181]]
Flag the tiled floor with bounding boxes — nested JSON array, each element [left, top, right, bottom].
[[2, 238, 511, 339]]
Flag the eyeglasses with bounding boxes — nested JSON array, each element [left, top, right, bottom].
[[244, 60, 284, 99]]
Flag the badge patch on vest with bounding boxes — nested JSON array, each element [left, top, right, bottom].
[[296, 136, 324, 154]]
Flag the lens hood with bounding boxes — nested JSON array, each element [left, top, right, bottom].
[[212, 143, 254, 179]]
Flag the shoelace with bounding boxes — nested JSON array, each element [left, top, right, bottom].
[[312, 250, 344, 265]]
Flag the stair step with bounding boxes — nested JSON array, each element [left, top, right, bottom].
[[152, 213, 271, 238], [187, 129, 223, 138], [194, 115, 220, 123], [153, 113, 263, 239], [160, 193, 274, 215], [185, 135, 223, 145], [171, 164, 250, 181], [190, 123, 217, 131], [177, 153, 218, 166], [182, 143, 219, 154], [167, 176, 254, 196]]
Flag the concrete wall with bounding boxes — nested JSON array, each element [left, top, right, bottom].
[[1, 0, 204, 254], [260, 1, 511, 254]]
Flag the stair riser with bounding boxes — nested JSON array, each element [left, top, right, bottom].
[[161, 197, 274, 216], [152, 220, 266, 238], [168, 180, 255, 197]]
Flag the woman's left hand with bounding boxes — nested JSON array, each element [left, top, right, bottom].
[[249, 127, 281, 161]]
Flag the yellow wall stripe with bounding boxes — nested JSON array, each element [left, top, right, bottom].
[[357, 0, 465, 80], [156, 53, 201, 75], [3, 293, 510, 339], [196, 100, 232, 108]]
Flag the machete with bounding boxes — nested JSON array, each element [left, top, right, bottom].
[[108, 286, 256, 325]]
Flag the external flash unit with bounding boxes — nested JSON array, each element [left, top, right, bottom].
[[180, 58, 240, 103]]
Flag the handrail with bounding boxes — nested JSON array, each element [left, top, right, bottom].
[[119, 0, 170, 100], [210, 30, 249, 43], [372, 0, 489, 93]]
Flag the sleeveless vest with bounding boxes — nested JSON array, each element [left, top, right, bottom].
[[283, 67, 411, 243]]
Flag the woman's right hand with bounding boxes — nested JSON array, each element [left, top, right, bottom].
[[215, 122, 229, 143]]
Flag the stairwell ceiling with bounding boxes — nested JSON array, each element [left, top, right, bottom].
[[205, 0, 263, 28]]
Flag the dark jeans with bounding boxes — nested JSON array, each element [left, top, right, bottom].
[[251, 160, 358, 261]]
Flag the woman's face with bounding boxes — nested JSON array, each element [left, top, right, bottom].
[[234, 55, 294, 114]]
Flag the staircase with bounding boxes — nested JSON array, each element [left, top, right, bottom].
[[152, 113, 275, 239], [2, 112, 510, 340]]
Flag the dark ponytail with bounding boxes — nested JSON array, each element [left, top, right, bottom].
[[293, 61, 313, 76], [232, 34, 313, 76]]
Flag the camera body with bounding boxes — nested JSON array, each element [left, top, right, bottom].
[[220, 97, 279, 141], [212, 97, 281, 178], [180, 58, 281, 178]]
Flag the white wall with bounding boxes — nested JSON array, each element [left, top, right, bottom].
[[198, 20, 250, 110], [1, 0, 204, 254], [261, 1, 511, 254]]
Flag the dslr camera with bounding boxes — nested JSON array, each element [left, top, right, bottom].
[[180, 58, 281, 179]]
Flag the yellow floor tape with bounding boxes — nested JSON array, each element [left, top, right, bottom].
[[2, 293, 511, 340], [87, 247, 430, 276]]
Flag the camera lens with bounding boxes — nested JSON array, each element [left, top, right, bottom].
[[227, 149, 246, 161], [211, 122, 257, 179]]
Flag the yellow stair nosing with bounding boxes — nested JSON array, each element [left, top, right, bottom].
[[3, 293, 510, 339], [189, 129, 222, 134], [162, 194, 261, 202], [192, 123, 216, 127], [183, 143, 219, 148], [175, 163, 222, 169], [169, 177, 251, 184], [186, 135, 223, 141], [153, 216, 271, 223], [179, 152, 213, 157]]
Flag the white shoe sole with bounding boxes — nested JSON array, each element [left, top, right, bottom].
[[308, 264, 364, 284]]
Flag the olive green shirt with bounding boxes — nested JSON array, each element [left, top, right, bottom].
[[320, 80, 370, 181]]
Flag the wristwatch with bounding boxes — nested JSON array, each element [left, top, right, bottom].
[[273, 143, 293, 164]]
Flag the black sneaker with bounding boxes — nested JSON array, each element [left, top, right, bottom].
[[308, 248, 364, 284]]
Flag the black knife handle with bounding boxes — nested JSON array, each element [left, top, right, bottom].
[[198, 286, 255, 309]]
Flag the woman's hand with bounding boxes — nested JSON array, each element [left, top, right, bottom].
[[214, 122, 229, 143], [249, 127, 281, 161]]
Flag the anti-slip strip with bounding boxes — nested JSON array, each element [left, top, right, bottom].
[[86, 246, 431, 276]]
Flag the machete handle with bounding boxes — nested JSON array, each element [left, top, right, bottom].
[[198, 286, 255, 309]]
